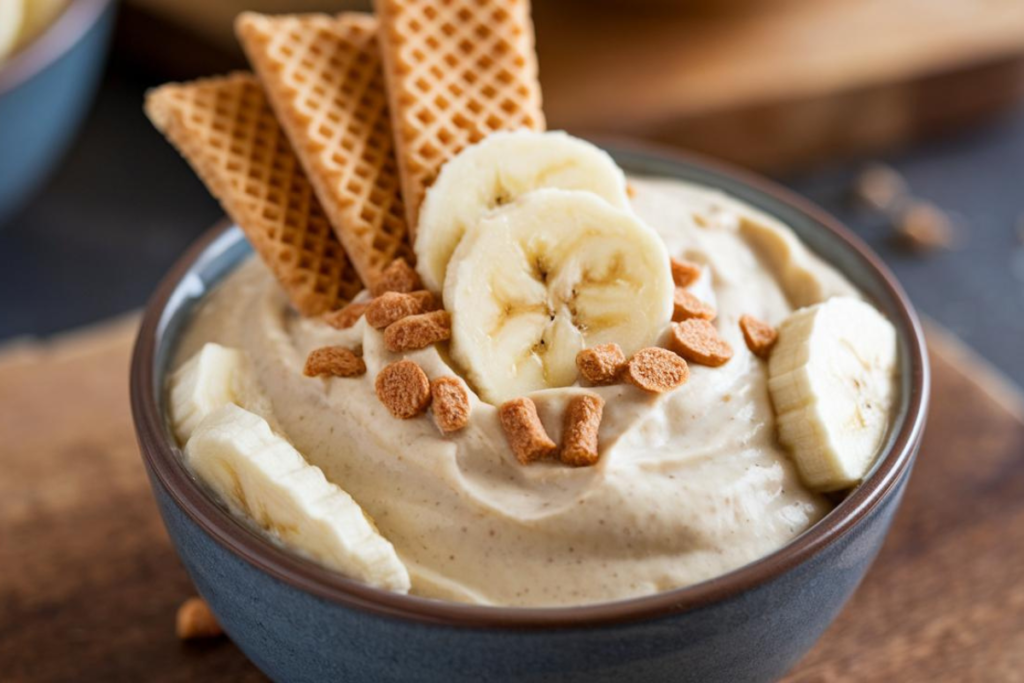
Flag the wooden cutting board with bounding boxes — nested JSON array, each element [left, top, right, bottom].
[[121, 0, 1024, 171], [534, 0, 1024, 171], [1, 316, 1022, 681]]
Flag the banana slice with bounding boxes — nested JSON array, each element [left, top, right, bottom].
[[172, 346, 410, 591], [767, 297, 899, 491], [169, 343, 251, 444], [0, 0, 24, 61], [187, 404, 411, 593], [416, 130, 630, 292], [445, 189, 673, 404]]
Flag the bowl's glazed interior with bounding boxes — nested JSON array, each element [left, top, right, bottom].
[[132, 144, 929, 628]]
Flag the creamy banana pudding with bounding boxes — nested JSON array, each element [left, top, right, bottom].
[[167, 133, 899, 608]]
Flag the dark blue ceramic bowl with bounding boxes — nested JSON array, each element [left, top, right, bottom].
[[0, 0, 116, 226], [131, 146, 929, 683]]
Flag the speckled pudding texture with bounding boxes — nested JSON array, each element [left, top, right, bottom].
[[172, 177, 862, 608]]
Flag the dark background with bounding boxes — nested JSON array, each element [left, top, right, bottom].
[[2, 58, 1023, 387]]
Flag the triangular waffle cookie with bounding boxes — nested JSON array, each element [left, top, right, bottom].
[[237, 12, 413, 286], [145, 73, 363, 317], [374, 0, 545, 236]]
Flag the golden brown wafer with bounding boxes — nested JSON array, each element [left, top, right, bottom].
[[237, 13, 413, 286], [145, 73, 362, 316], [375, 0, 545, 235]]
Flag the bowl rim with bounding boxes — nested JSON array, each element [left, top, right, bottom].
[[130, 142, 930, 629], [0, 0, 115, 97]]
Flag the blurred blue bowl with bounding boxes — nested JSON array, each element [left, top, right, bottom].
[[0, 0, 116, 226]]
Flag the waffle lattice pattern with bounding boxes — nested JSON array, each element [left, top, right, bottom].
[[238, 13, 413, 286], [145, 73, 362, 316], [375, 0, 545, 235]]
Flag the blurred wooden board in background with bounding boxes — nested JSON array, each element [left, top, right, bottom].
[[535, 0, 1024, 171], [0, 315, 1022, 680], [120, 0, 1024, 171]]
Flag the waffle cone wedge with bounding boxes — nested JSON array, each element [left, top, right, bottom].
[[145, 73, 362, 317], [237, 12, 413, 287], [374, 0, 545, 236]]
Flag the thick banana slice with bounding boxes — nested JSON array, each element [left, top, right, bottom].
[[767, 297, 899, 491], [169, 343, 252, 444], [416, 130, 630, 292], [0, 0, 24, 61], [187, 404, 411, 593], [445, 189, 673, 404]]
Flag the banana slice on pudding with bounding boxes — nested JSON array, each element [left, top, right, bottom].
[[767, 297, 899, 491], [444, 189, 673, 404], [168, 342, 275, 444], [169, 343, 252, 443], [187, 404, 411, 592], [416, 130, 630, 292]]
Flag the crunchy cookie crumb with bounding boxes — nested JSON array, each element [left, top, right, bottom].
[[576, 343, 626, 385], [499, 397, 557, 464], [623, 347, 689, 393], [430, 376, 471, 433], [739, 315, 778, 359], [561, 393, 605, 467], [669, 319, 733, 367], [375, 360, 431, 419], [176, 597, 222, 640], [384, 310, 451, 352], [409, 290, 440, 312], [366, 292, 427, 329], [670, 258, 702, 288], [672, 288, 716, 322], [303, 346, 366, 378], [323, 301, 368, 330], [371, 258, 422, 297], [896, 201, 956, 253], [853, 163, 909, 213]]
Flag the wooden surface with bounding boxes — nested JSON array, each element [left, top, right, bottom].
[[0, 317, 1022, 681], [534, 0, 1024, 171], [119, 0, 1024, 172]]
